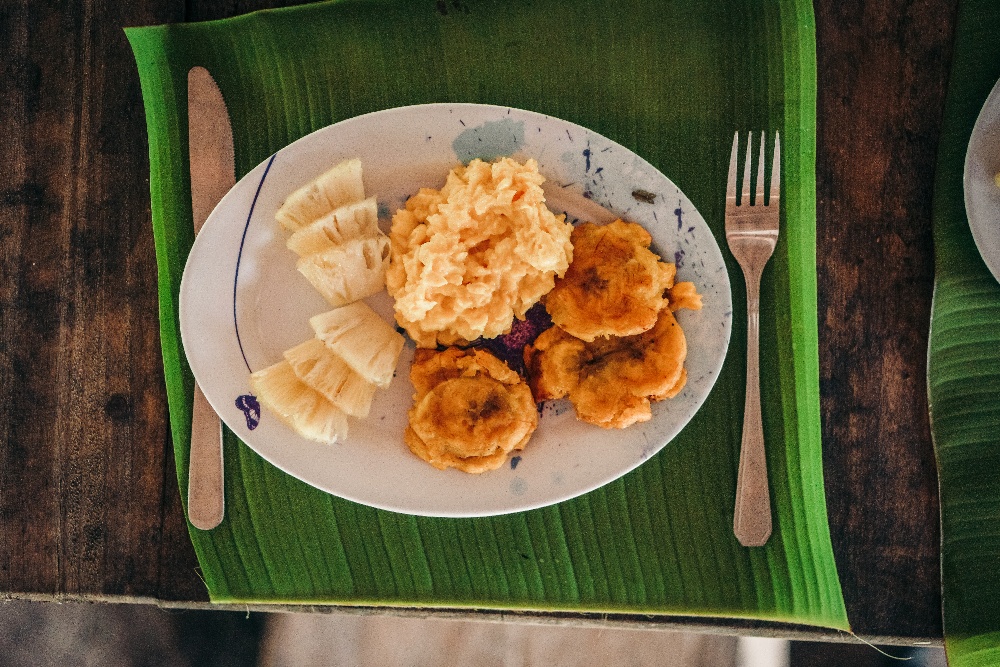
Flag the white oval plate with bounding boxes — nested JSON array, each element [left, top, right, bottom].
[[965, 76, 1000, 284], [180, 103, 732, 517]]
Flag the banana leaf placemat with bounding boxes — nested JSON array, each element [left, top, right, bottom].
[[126, 0, 848, 627], [928, 0, 1000, 663]]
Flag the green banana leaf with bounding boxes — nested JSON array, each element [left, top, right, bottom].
[[126, 0, 847, 628], [929, 0, 1000, 664]]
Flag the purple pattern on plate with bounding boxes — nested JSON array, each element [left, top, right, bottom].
[[236, 394, 261, 430], [471, 302, 552, 376]]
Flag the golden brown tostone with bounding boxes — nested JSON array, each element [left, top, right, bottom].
[[524, 308, 689, 429], [405, 347, 538, 473], [544, 219, 677, 342]]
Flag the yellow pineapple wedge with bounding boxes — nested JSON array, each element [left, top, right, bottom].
[[275, 158, 365, 232], [310, 302, 405, 388], [297, 235, 390, 307], [286, 197, 380, 257], [249, 359, 348, 444], [283, 338, 377, 418]]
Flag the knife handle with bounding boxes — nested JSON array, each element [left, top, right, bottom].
[[188, 382, 224, 530]]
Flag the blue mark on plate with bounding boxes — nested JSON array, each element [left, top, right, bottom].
[[510, 455, 522, 470], [236, 394, 261, 430], [452, 118, 525, 163], [234, 154, 277, 373], [510, 477, 526, 495]]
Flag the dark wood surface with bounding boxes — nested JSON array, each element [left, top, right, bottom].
[[0, 0, 956, 643]]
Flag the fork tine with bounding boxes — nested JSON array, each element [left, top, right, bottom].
[[727, 131, 739, 198], [741, 132, 751, 205], [755, 132, 765, 206], [770, 132, 781, 205]]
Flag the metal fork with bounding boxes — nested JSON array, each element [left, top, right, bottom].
[[726, 131, 780, 547]]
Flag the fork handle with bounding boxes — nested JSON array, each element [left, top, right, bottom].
[[733, 269, 772, 547]]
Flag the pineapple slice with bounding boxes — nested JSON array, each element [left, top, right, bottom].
[[275, 158, 365, 232], [310, 302, 405, 388], [297, 234, 390, 307], [283, 338, 377, 418], [249, 359, 348, 445], [286, 197, 380, 257]]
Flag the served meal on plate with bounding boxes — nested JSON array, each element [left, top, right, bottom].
[[249, 154, 702, 472], [178, 103, 731, 514]]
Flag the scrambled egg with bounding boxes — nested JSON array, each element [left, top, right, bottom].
[[387, 157, 573, 348]]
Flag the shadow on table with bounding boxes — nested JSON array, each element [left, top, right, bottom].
[[790, 641, 946, 667], [0, 599, 264, 667], [0, 599, 946, 667]]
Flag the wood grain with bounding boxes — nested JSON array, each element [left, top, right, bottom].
[[0, 0, 202, 601], [0, 0, 957, 641], [815, 0, 956, 640], [0, 0, 61, 596]]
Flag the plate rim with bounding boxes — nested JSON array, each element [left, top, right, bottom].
[[963, 76, 1000, 285]]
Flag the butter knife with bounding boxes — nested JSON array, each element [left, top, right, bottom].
[[186, 66, 235, 530]]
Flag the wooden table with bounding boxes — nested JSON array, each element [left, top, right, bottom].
[[0, 0, 954, 645]]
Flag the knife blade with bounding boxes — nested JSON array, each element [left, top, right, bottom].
[[186, 66, 235, 530]]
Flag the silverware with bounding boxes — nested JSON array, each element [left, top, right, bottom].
[[186, 66, 236, 530], [726, 131, 780, 547]]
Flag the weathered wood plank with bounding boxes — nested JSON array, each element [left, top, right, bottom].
[[0, 0, 203, 601], [0, 0, 64, 597], [814, 0, 955, 640]]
